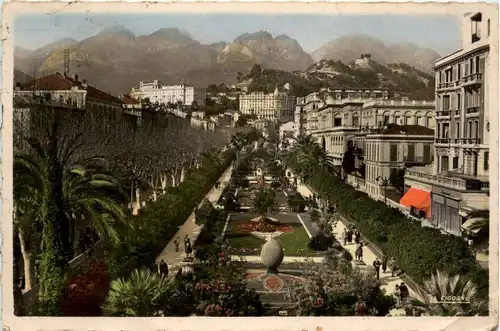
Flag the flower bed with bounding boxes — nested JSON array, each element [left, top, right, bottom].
[[62, 261, 110, 316], [236, 216, 294, 233]]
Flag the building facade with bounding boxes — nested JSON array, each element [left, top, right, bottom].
[[131, 80, 206, 107], [239, 87, 295, 123], [403, 10, 496, 236]]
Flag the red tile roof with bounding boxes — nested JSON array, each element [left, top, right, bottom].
[[22, 73, 123, 105], [122, 94, 141, 105]]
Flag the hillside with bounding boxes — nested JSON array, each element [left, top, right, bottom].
[[235, 59, 435, 100], [312, 35, 440, 73], [14, 28, 440, 96]]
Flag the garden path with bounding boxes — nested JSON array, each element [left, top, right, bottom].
[[155, 164, 233, 276], [297, 182, 414, 315]]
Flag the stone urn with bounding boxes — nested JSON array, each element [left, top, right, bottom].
[[260, 237, 284, 274]]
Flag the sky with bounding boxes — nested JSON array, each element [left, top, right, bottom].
[[14, 13, 460, 55]]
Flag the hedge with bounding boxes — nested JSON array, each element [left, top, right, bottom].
[[105, 149, 236, 279], [297, 166, 488, 298]]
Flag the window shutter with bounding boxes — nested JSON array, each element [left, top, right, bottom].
[[479, 57, 485, 73], [465, 62, 469, 76]]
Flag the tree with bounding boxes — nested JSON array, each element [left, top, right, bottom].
[[410, 270, 488, 316], [251, 186, 278, 216], [288, 256, 393, 316], [389, 167, 406, 195], [250, 64, 263, 78], [102, 268, 176, 316]]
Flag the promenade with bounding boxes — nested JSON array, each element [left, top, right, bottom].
[[155, 164, 233, 276]]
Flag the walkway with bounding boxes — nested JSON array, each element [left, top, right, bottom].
[[231, 255, 324, 264], [155, 164, 234, 276], [296, 183, 417, 299]]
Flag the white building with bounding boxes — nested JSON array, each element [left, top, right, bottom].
[[131, 80, 206, 107], [403, 10, 496, 236], [239, 86, 295, 123]]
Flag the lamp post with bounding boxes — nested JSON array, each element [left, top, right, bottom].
[[376, 175, 390, 205]]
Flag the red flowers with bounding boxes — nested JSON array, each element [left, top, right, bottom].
[[62, 261, 110, 316], [264, 275, 284, 292], [237, 217, 294, 233]]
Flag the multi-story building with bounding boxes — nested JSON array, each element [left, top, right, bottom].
[[131, 80, 206, 107], [239, 86, 295, 123], [304, 90, 432, 166], [361, 125, 435, 199], [19, 72, 124, 119], [403, 10, 496, 236]]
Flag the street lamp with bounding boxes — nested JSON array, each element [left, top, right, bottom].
[[376, 176, 390, 205]]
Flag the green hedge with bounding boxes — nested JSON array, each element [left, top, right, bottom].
[[105, 149, 236, 279], [300, 167, 488, 298]]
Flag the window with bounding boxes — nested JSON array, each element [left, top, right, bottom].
[[488, 19, 491, 36], [423, 145, 431, 163], [390, 144, 398, 162], [457, 93, 461, 109], [453, 156, 459, 169], [384, 116, 390, 125], [334, 118, 342, 126], [475, 56, 480, 73], [471, 13, 482, 43], [456, 122, 460, 138], [458, 64, 461, 79], [469, 58, 474, 74], [468, 121, 473, 138], [484, 151, 489, 171], [474, 121, 479, 138], [353, 116, 359, 126], [443, 95, 450, 110], [407, 144, 415, 162], [442, 156, 449, 172], [443, 123, 450, 138]]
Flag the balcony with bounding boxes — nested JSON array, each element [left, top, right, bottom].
[[461, 138, 481, 145], [435, 138, 450, 144], [437, 82, 456, 90], [405, 169, 487, 192], [436, 110, 451, 118], [466, 106, 480, 115], [462, 73, 483, 86], [404, 156, 426, 164]]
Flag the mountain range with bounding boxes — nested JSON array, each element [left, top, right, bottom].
[[14, 25, 441, 96]]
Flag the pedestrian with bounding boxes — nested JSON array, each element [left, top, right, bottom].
[[184, 234, 190, 250], [399, 282, 409, 305], [354, 230, 361, 244], [393, 284, 401, 308], [159, 260, 169, 276], [186, 242, 193, 258], [347, 228, 353, 244], [215, 181, 220, 189], [355, 242, 363, 261], [174, 237, 180, 252], [341, 229, 347, 246], [373, 258, 382, 279], [382, 253, 388, 274]]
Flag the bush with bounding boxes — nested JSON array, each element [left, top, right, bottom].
[[270, 180, 282, 190], [287, 192, 307, 213], [308, 233, 334, 251], [62, 261, 110, 316], [297, 165, 488, 297]]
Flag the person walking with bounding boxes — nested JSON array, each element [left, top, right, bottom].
[[355, 242, 364, 261], [381, 253, 388, 274], [393, 284, 401, 308], [347, 228, 353, 244], [373, 258, 382, 280], [185, 242, 193, 258], [159, 260, 169, 276], [399, 282, 409, 305], [342, 229, 348, 246], [354, 230, 361, 244], [174, 237, 180, 252], [184, 235, 191, 252]]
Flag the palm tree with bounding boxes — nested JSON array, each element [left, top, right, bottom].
[[102, 268, 176, 317], [289, 134, 334, 182], [463, 209, 489, 234], [14, 152, 128, 293], [410, 270, 488, 316]]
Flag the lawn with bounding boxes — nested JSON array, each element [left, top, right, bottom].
[[224, 212, 318, 256]]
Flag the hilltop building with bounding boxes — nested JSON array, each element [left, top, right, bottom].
[[239, 86, 295, 123], [131, 79, 206, 107]]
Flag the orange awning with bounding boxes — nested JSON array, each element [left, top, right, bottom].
[[400, 188, 431, 218]]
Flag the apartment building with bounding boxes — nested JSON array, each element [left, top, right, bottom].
[[239, 86, 295, 122], [131, 80, 206, 107], [403, 11, 496, 236]]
